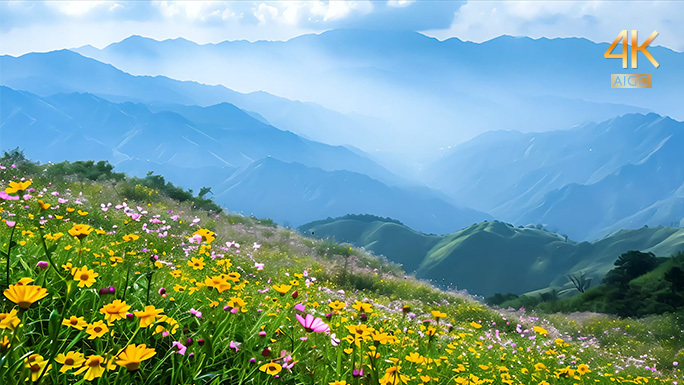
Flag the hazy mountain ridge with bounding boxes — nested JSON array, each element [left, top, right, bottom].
[[299, 215, 684, 296], [427, 113, 684, 240], [71, 30, 682, 158], [217, 157, 490, 234], [1, 85, 489, 234]]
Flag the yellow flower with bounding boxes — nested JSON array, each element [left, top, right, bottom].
[[56, 351, 85, 373], [259, 361, 282, 376], [379, 365, 409, 385], [577, 364, 591, 375], [534, 362, 548, 372], [431, 310, 447, 319], [100, 300, 131, 322], [5, 180, 32, 194], [329, 300, 346, 311], [533, 326, 548, 336], [272, 284, 292, 295], [25, 354, 51, 382], [188, 257, 205, 270], [0, 307, 21, 330], [68, 224, 93, 240], [205, 275, 231, 293], [46, 232, 65, 241], [85, 321, 109, 339], [192, 228, 215, 243], [37, 200, 51, 210], [470, 321, 482, 329], [352, 300, 373, 313], [74, 355, 107, 381], [153, 316, 179, 335], [122, 234, 140, 242], [77, 210, 88, 216], [16, 277, 35, 285], [116, 344, 156, 371], [329, 381, 348, 385], [4, 283, 48, 309], [406, 352, 425, 364], [62, 315, 88, 330], [72, 266, 99, 287], [227, 297, 248, 313], [134, 305, 164, 328], [170, 270, 182, 278], [0, 335, 10, 353]]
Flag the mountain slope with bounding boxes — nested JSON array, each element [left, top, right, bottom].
[[216, 158, 490, 234], [0, 49, 377, 150], [0, 86, 398, 186], [299, 216, 684, 296]]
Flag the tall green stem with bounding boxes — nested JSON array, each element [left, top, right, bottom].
[[5, 225, 16, 288]]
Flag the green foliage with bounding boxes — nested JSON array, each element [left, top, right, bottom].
[[502, 252, 684, 317]]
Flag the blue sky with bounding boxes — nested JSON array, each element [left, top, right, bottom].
[[1, 1, 682, 55]]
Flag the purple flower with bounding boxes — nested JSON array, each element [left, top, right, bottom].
[[36, 261, 49, 269], [296, 314, 330, 333], [172, 341, 187, 355], [99, 286, 115, 295]]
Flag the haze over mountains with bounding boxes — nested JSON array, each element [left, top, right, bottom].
[[72, 30, 683, 159], [1, 29, 683, 250]]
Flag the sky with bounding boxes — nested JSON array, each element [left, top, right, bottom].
[[0, 0, 683, 55]]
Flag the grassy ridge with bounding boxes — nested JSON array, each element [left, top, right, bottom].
[[300, 216, 684, 297]]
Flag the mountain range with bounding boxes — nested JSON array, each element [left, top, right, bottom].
[[72, 30, 684, 159], [299, 215, 684, 296], [0, 85, 489, 233], [426, 113, 684, 240]]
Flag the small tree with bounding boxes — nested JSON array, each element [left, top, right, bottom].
[[567, 270, 593, 293]]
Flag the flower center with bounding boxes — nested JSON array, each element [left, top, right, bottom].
[[30, 364, 41, 372], [64, 358, 75, 365], [125, 362, 141, 371], [93, 327, 102, 333], [88, 360, 102, 368], [80, 274, 90, 281], [70, 319, 78, 325]]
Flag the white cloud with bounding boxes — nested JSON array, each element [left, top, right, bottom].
[[423, 1, 684, 51], [1, 0, 682, 56]]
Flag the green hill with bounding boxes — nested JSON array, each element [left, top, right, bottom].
[[299, 216, 684, 296]]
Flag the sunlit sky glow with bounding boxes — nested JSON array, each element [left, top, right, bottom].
[[0, 1, 682, 55]]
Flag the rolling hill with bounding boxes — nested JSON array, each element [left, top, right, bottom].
[[299, 215, 684, 296]]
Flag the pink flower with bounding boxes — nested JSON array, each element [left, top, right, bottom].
[[189, 308, 202, 318], [254, 262, 264, 271], [229, 341, 241, 351], [5, 220, 16, 227], [172, 341, 187, 355], [296, 313, 330, 333], [36, 261, 49, 269], [330, 333, 340, 347], [294, 303, 306, 312]]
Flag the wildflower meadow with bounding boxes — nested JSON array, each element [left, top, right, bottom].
[[0, 163, 682, 385]]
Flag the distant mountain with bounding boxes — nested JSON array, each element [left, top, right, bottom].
[[0, 86, 399, 186], [1, 86, 487, 234], [426, 113, 684, 240], [72, 30, 683, 157], [299, 216, 684, 296], [0, 49, 378, 151], [216, 158, 490, 234]]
